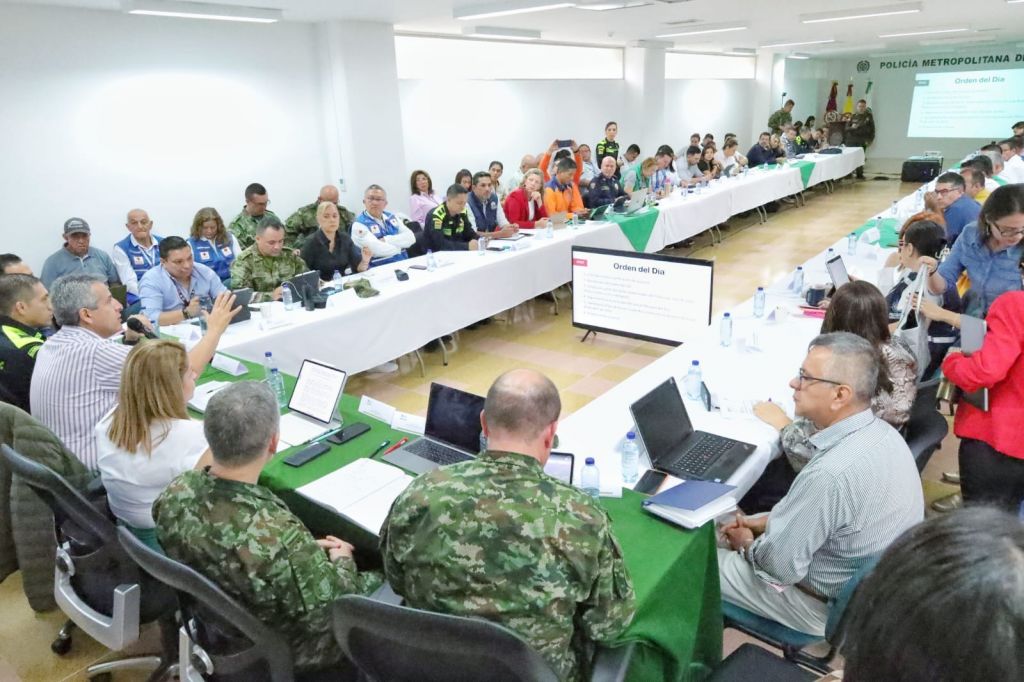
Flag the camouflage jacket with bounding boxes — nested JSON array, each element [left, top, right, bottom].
[[380, 450, 636, 681], [284, 202, 355, 250], [229, 245, 308, 303], [153, 469, 382, 671], [767, 108, 793, 135], [229, 208, 278, 250]]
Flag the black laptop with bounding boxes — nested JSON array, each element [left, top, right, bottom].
[[381, 383, 485, 474], [630, 377, 755, 482]]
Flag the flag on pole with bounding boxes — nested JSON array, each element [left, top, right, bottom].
[[843, 82, 854, 114], [864, 80, 874, 110]]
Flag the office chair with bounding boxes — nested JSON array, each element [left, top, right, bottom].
[[903, 377, 949, 472], [722, 554, 880, 675], [118, 526, 353, 682], [707, 644, 817, 682], [331, 593, 634, 682], [1, 445, 177, 680]]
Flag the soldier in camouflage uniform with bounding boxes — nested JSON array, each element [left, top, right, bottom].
[[768, 99, 795, 135], [380, 369, 636, 682], [153, 381, 381, 673], [229, 182, 277, 249], [284, 185, 355, 250], [844, 99, 876, 179], [229, 215, 308, 302]]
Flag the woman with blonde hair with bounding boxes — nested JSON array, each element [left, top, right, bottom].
[[188, 207, 240, 286], [502, 168, 550, 229], [623, 157, 657, 193], [96, 340, 212, 548]]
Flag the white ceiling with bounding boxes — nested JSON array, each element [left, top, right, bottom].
[[5, 0, 1024, 55]]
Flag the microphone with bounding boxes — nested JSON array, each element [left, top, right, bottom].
[[126, 317, 158, 340]]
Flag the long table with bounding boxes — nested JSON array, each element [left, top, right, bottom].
[[213, 148, 864, 377]]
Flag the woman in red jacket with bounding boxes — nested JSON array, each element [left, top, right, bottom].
[[942, 289, 1024, 512], [502, 169, 550, 229]]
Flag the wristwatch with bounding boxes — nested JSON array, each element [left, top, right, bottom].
[[182, 307, 191, 320]]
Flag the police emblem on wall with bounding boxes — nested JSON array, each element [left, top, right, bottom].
[[856, 60, 870, 73]]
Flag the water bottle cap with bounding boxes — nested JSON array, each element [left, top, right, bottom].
[[265, 351, 272, 357], [796, 266, 803, 270], [849, 232, 855, 236], [585, 457, 595, 465], [724, 312, 731, 318], [691, 360, 699, 366], [626, 431, 635, 440], [757, 286, 764, 291], [271, 368, 279, 373]]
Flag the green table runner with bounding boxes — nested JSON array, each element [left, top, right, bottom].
[[852, 216, 901, 247], [789, 160, 816, 189], [606, 207, 660, 252]]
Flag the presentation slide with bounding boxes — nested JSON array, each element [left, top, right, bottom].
[[907, 68, 1024, 138], [571, 247, 713, 346]]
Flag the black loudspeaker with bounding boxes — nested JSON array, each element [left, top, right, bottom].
[[901, 157, 943, 182]]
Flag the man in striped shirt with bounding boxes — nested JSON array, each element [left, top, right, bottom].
[[30, 274, 239, 471], [719, 332, 924, 636]]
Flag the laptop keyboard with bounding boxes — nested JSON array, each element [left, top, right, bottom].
[[406, 438, 473, 466], [666, 434, 735, 476]]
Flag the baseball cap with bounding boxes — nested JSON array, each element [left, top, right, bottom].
[[63, 218, 90, 235]]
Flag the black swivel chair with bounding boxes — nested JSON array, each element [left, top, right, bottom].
[[0, 444, 177, 680], [904, 377, 949, 472], [330, 593, 634, 682], [117, 526, 352, 682], [708, 644, 817, 682]]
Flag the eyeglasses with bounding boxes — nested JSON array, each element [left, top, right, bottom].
[[796, 368, 844, 388], [989, 220, 1024, 239], [933, 187, 961, 197]]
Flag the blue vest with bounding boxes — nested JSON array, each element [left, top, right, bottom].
[[354, 211, 409, 267], [116, 234, 161, 304], [467, 191, 500, 232], [188, 237, 236, 283]]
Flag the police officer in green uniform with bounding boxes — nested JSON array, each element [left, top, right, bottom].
[[283, 185, 355, 250], [768, 99, 795, 135], [229, 215, 308, 303], [0, 274, 52, 412], [381, 369, 636, 682], [423, 184, 480, 252], [229, 182, 278, 249], [155, 381, 381, 674]]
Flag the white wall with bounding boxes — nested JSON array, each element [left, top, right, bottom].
[[0, 4, 329, 272], [784, 44, 1024, 172], [663, 79, 755, 149]]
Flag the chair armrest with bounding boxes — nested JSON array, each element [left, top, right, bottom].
[[368, 583, 403, 605], [590, 642, 635, 682]]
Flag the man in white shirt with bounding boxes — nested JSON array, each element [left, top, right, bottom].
[[998, 138, 1024, 184], [719, 333, 923, 636], [110, 209, 162, 312], [720, 140, 748, 177]]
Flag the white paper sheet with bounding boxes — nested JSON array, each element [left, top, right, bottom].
[[297, 458, 413, 534]]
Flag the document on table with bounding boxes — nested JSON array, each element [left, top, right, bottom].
[[188, 381, 230, 413], [297, 459, 414, 535]]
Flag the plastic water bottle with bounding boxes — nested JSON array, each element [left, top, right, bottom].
[[753, 287, 766, 318], [268, 368, 287, 408], [826, 247, 835, 260], [478, 236, 487, 256], [332, 269, 342, 288], [847, 232, 857, 255], [426, 249, 438, 271], [621, 432, 639, 485], [915, 188, 924, 209], [792, 266, 805, 294], [546, 221, 554, 239], [263, 351, 277, 381], [720, 312, 733, 347], [282, 284, 295, 311], [890, 200, 898, 217], [684, 360, 702, 400], [581, 458, 600, 498]]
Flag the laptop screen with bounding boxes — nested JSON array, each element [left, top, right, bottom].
[[826, 255, 850, 289], [630, 377, 694, 466], [425, 383, 485, 453], [287, 359, 347, 424]]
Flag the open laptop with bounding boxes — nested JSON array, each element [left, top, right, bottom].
[[629, 377, 755, 482], [230, 288, 254, 324], [382, 383, 485, 474], [623, 188, 649, 215], [277, 359, 347, 449], [287, 270, 321, 305], [825, 254, 851, 289]]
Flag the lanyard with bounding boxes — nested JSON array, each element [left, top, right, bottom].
[[168, 269, 194, 307]]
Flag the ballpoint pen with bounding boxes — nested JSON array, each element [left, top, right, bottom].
[[382, 437, 409, 456], [368, 440, 391, 459]]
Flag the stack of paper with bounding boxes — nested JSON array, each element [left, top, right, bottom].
[[642, 479, 737, 529], [188, 381, 230, 413], [297, 458, 413, 535]]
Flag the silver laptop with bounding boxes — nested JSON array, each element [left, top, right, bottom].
[[624, 188, 649, 215], [382, 383, 485, 474], [277, 359, 347, 447]]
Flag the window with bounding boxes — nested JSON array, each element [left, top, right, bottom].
[[395, 35, 623, 80], [665, 52, 755, 80]]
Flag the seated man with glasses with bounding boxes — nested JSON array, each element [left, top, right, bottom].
[[718, 332, 923, 637], [924, 172, 980, 244]]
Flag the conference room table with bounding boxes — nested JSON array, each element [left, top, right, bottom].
[[212, 147, 865, 377]]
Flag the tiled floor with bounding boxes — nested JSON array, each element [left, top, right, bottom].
[[0, 177, 961, 680]]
